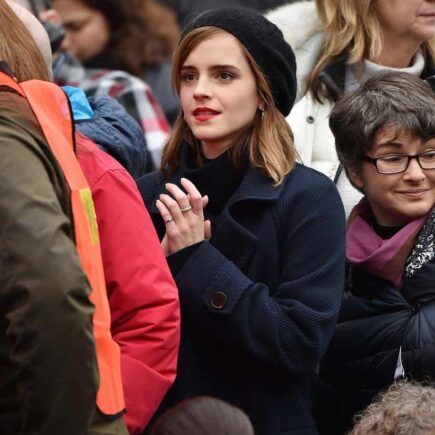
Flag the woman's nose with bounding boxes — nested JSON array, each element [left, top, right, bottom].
[[193, 77, 212, 99], [403, 157, 426, 181]]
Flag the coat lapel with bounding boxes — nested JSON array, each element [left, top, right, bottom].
[[211, 168, 284, 271], [145, 166, 286, 272]]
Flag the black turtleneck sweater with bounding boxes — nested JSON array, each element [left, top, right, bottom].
[[167, 146, 244, 274]]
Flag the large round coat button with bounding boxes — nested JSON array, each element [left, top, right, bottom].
[[211, 292, 227, 309], [306, 115, 315, 124]]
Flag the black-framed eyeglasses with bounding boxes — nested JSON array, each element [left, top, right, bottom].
[[363, 151, 435, 174]]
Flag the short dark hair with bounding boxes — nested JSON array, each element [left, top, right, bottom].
[[150, 396, 254, 435], [330, 72, 435, 172]]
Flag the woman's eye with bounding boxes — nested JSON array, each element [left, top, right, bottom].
[[217, 72, 234, 81], [422, 151, 435, 161], [380, 155, 406, 163], [181, 73, 196, 82]]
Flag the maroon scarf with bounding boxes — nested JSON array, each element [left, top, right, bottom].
[[346, 198, 427, 288]]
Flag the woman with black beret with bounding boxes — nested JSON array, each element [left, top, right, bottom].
[[137, 8, 345, 435]]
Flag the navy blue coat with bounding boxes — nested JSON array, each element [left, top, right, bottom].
[[138, 163, 346, 435]]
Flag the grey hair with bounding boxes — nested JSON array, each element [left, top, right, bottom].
[[330, 72, 435, 171]]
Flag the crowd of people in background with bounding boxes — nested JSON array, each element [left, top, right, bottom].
[[1, 0, 435, 434]]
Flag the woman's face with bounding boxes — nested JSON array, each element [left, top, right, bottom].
[[349, 127, 435, 226], [374, 0, 435, 45], [53, 0, 109, 61], [179, 32, 261, 159]]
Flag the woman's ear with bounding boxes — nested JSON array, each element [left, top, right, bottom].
[[346, 164, 365, 190]]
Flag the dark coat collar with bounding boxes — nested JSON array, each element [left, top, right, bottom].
[[146, 163, 284, 215], [144, 162, 288, 272]]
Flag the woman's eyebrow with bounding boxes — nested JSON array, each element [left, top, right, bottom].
[[374, 141, 404, 152], [181, 64, 242, 73]]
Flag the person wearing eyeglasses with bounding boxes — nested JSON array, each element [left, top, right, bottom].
[[318, 71, 435, 434]]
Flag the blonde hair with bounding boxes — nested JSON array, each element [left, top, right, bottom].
[[0, 0, 51, 82], [350, 382, 435, 435], [161, 26, 295, 185], [308, 0, 435, 101]]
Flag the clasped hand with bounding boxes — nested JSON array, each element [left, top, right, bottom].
[[156, 178, 211, 256]]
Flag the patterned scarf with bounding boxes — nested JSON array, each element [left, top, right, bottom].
[[346, 198, 431, 288]]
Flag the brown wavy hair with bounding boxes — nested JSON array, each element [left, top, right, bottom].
[[308, 0, 435, 102], [0, 0, 51, 81], [161, 27, 295, 185], [56, 0, 175, 75]]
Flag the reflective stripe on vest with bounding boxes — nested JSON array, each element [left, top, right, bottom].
[[0, 71, 125, 416]]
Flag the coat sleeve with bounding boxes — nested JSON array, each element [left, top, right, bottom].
[[0, 115, 98, 434], [172, 177, 345, 375], [91, 167, 180, 434]]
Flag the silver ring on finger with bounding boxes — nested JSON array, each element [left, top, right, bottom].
[[180, 205, 193, 213]]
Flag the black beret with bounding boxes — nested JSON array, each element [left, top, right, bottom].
[[181, 7, 297, 116]]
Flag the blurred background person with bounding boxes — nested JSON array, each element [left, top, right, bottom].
[[322, 72, 435, 433], [52, 0, 180, 125], [16, 0, 170, 173], [267, 0, 435, 216], [150, 396, 254, 435]]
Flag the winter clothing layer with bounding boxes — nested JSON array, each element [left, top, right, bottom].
[[76, 136, 180, 434], [137, 148, 346, 435], [0, 79, 98, 433], [67, 91, 180, 434], [63, 86, 148, 179], [266, 1, 435, 215], [183, 7, 297, 116], [321, 206, 435, 433]]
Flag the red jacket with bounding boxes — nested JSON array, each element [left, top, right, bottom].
[[76, 133, 180, 434]]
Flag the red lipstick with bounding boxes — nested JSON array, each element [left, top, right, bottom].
[[193, 107, 220, 122]]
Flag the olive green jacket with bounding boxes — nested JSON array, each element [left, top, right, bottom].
[[0, 85, 98, 434]]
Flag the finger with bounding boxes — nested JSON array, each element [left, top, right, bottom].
[[156, 199, 175, 225], [204, 219, 212, 240], [201, 195, 209, 209], [180, 178, 203, 216], [159, 193, 185, 222], [165, 183, 192, 212]]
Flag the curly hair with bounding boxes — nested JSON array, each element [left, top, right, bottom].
[[349, 382, 435, 435]]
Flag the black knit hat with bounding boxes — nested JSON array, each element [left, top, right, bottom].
[[181, 8, 297, 116]]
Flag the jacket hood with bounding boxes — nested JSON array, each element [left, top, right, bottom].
[[75, 95, 148, 179]]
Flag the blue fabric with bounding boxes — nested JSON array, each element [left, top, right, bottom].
[[72, 95, 147, 179], [63, 86, 94, 120], [138, 160, 346, 435]]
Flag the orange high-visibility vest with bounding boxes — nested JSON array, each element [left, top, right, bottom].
[[0, 71, 125, 416]]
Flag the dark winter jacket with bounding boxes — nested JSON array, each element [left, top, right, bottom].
[[138, 159, 346, 435], [75, 95, 148, 179], [321, 223, 435, 433]]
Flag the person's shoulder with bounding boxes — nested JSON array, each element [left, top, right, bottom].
[[265, 1, 320, 49], [279, 163, 344, 216], [285, 162, 336, 191]]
